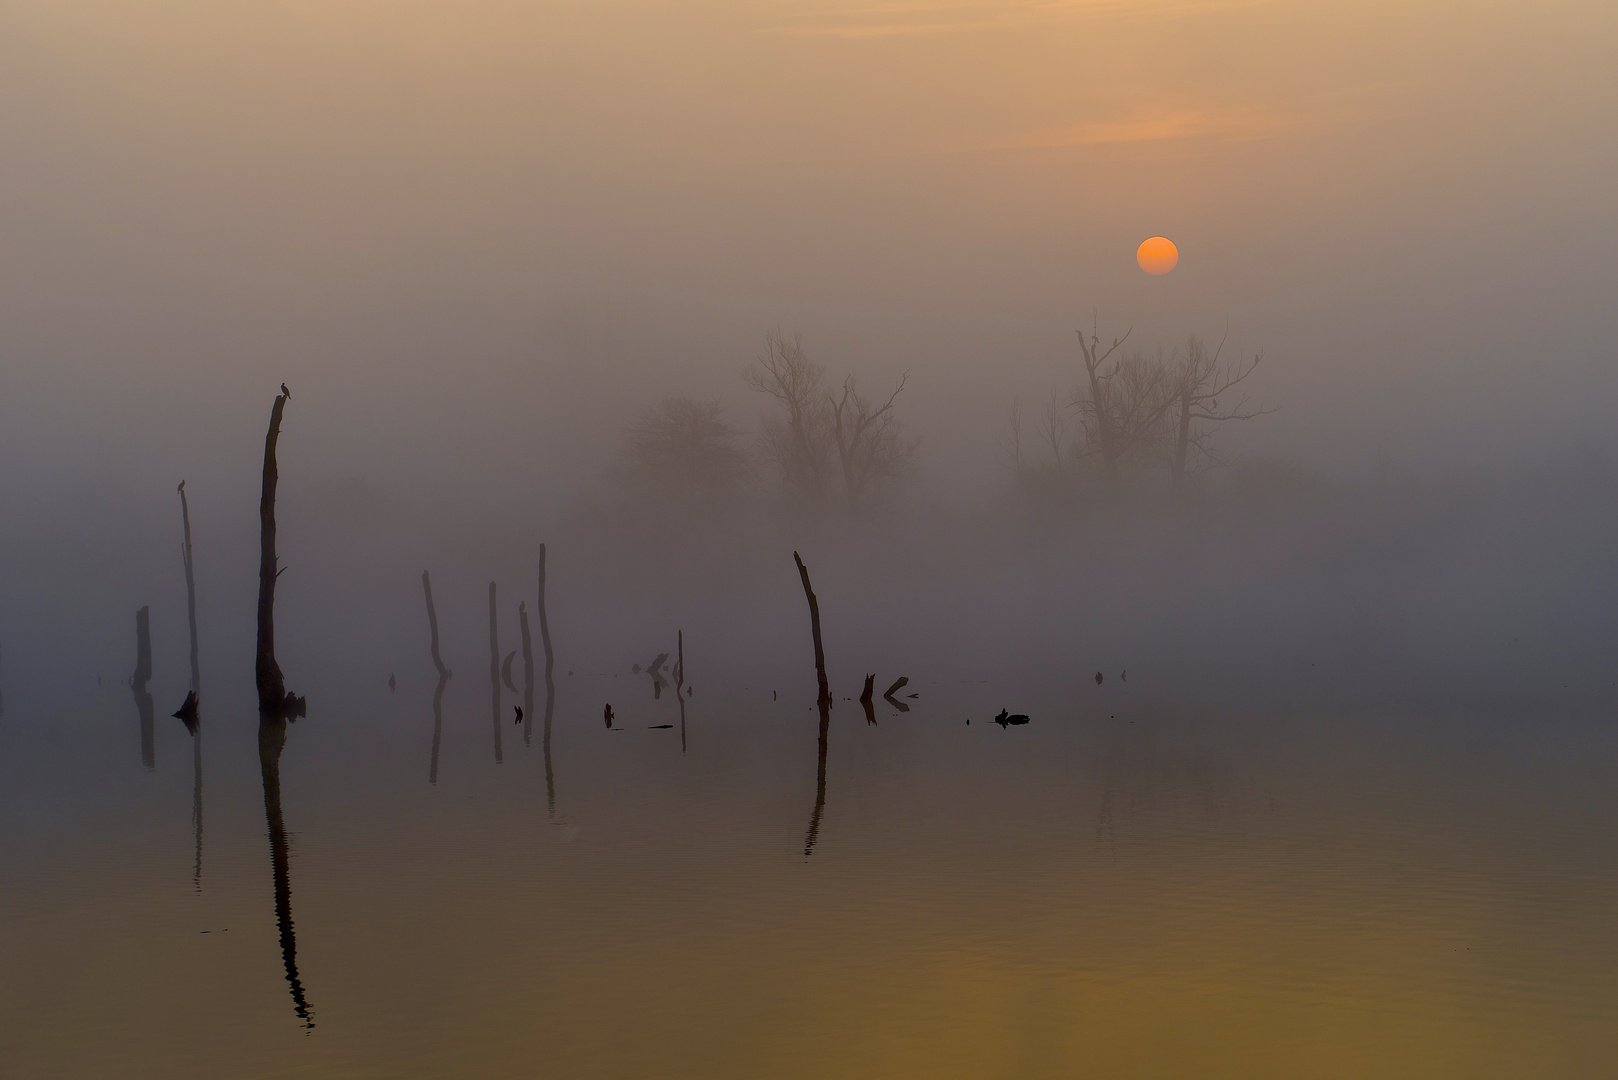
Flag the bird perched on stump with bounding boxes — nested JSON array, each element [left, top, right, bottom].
[[281, 382, 290, 399]]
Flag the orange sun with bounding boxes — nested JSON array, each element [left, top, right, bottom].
[[1136, 236, 1179, 275]]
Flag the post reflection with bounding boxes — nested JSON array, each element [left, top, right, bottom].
[[258, 712, 314, 1029], [543, 679, 557, 817], [430, 670, 450, 786], [422, 570, 451, 785], [802, 698, 831, 858]]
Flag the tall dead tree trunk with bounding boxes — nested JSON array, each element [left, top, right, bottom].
[[256, 392, 287, 712], [179, 482, 200, 699], [793, 551, 831, 705], [255, 389, 302, 718]]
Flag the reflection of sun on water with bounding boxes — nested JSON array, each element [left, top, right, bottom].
[[1137, 235, 1179, 275]]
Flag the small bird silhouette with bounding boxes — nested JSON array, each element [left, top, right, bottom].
[[281, 382, 290, 399], [1094, 671, 1104, 685], [388, 674, 396, 692], [603, 703, 614, 728], [513, 705, 523, 726]]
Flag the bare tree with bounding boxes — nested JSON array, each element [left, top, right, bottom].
[[744, 331, 835, 507], [1072, 321, 1178, 486], [828, 372, 916, 508], [617, 397, 750, 506], [998, 398, 1029, 482], [1040, 391, 1074, 483], [1169, 332, 1274, 489], [1000, 390, 1077, 491]]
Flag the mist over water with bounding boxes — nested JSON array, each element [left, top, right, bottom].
[[3, 1, 1617, 1076]]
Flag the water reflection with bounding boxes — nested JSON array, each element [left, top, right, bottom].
[[802, 698, 831, 858], [647, 652, 669, 700], [542, 678, 557, 816], [422, 570, 451, 785], [258, 711, 314, 1029]]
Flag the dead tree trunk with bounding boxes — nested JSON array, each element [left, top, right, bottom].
[[859, 674, 877, 726], [537, 544, 555, 692], [133, 605, 153, 685], [179, 482, 200, 699], [421, 571, 449, 677], [133, 606, 154, 769], [793, 552, 831, 705], [519, 601, 535, 746], [256, 391, 288, 714]]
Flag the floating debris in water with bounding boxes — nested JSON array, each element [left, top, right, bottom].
[[994, 709, 1030, 728], [1094, 672, 1104, 685], [648, 724, 672, 729]]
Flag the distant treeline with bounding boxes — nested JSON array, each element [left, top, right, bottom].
[[613, 323, 1274, 511]]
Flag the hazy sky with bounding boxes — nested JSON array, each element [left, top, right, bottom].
[[3, 0, 1616, 506]]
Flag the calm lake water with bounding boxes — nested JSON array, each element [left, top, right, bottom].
[[3, 618, 1616, 1079]]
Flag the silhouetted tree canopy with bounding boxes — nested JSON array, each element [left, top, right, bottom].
[[746, 331, 916, 511], [616, 396, 751, 506]]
